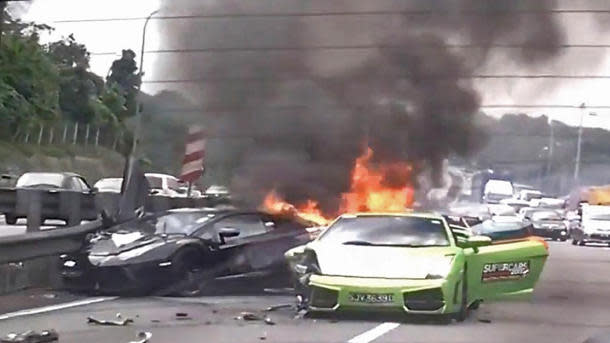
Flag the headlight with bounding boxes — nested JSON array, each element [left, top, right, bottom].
[[425, 256, 454, 279], [117, 243, 164, 260]]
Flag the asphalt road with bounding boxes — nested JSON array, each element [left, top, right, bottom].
[[1, 241, 609, 343]]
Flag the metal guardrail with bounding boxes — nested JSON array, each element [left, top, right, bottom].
[[0, 220, 103, 264], [0, 188, 231, 263], [0, 188, 230, 231]]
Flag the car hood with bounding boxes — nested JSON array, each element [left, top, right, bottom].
[[87, 230, 182, 256], [309, 242, 459, 279]]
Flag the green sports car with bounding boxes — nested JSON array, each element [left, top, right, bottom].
[[285, 212, 549, 321]]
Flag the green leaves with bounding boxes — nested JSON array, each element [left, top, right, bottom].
[[0, 9, 134, 132]]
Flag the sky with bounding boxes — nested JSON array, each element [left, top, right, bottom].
[[11, 0, 610, 130]]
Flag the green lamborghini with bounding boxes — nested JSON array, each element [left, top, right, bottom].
[[285, 212, 549, 321]]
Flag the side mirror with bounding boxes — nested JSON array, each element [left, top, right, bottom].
[[218, 227, 240, 241], [464, 235, 492, 252]]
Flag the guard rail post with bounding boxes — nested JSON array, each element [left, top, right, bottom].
[[59, 191, 82, 227], [16, 189, 42, 232]]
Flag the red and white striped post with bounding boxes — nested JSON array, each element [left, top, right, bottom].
[[180, 126, 206, 197]]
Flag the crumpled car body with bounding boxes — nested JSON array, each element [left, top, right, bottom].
[[286, 213, 548, 320], [61, 208, 312, 295]]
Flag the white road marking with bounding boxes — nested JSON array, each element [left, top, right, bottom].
[[0, 297, 117, 321], [347, 322, 401, 343]]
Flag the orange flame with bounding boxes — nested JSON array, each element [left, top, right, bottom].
[[340, 147, 414, 213], [262, 147, 414, 223], [263, 191, 331, 225]]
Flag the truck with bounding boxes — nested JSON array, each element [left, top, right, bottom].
[[483, 179, 515, 204]]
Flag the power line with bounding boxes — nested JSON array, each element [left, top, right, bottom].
[[135, 104, 610, 114], [52, 9, 610, 24], [140, 75, 610, 84], [89, 43, 610, 56]]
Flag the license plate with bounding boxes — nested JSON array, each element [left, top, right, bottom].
[[349, 293, 394, 304]]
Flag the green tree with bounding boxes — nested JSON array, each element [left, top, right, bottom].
[[0, 32, 60, 131], [47, 34, 119, 125], [107, 49, 140, 120]]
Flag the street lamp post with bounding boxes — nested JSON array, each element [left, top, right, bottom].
[[574, 103, 597, 185], [573, 105, 584, 183], [131, 9, 159, 156]]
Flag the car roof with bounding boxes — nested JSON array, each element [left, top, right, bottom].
[[145, 173, 178, 179], [21, 172, 82, 178], [339, 212, 445, 220]]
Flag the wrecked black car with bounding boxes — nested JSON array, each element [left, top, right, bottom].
[[60, 208, 313, 295]]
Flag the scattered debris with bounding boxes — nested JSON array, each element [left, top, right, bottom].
[[204, 320, 212, 325], [293, 309, 308, 320], [150, 320, 161, 323], [1, 329, 58, 343], [212, 309, 218, 314], [42, 294, 57, 299], [478, 318, 492, 324], [234, 312, 263, 321], [175, 312, 192, 320], [128, 331, 152, 343], [87, 316, 134, 326], [263, 287, 294, 295], [265, 304, 292, 312], [259, 331, 268, 341], [264, 317, 276, 325]]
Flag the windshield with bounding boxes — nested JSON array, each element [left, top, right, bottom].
[[16, 173, 64, 188], [318, 216, 450, 247], [113, 212, 217, 235], [531, 211, 562, 221]]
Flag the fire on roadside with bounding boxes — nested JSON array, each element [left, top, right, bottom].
[[262, 147, 414, 225]]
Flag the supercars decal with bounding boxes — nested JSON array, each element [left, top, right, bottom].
[[482, 261, 530, 282]]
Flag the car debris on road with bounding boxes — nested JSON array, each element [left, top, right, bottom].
[[175, 312, 192, 320], [128, 331, 152, 343], [234, 312, 276, 325], [265, 304, 292, 312], [87, 315, 134, 326], [1, 329, 58, 343]]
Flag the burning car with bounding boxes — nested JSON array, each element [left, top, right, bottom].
[[61, 208, 313, 295], [286, 212, 548, 322]]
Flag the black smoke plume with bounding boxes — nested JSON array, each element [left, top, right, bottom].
[[158, 0, 565, 213]]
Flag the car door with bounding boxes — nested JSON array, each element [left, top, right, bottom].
[[464, 239, 548, 302], [206, 213, 272, 276]]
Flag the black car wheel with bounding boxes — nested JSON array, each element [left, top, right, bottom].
[[157, 248, 207, 297], [578, 239, 586, 246], [571, 238, 578, 245], [4, 214, 17, 225], [454, 267, 469, 322]]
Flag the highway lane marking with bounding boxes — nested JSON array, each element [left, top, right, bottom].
[[0, 297, 117, 321], [347, 322, 401, 343]]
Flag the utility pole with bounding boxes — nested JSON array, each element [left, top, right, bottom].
[[574, 104, 585, 184], [546, 117, 554, 178], [0, 1, 6, 47]]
